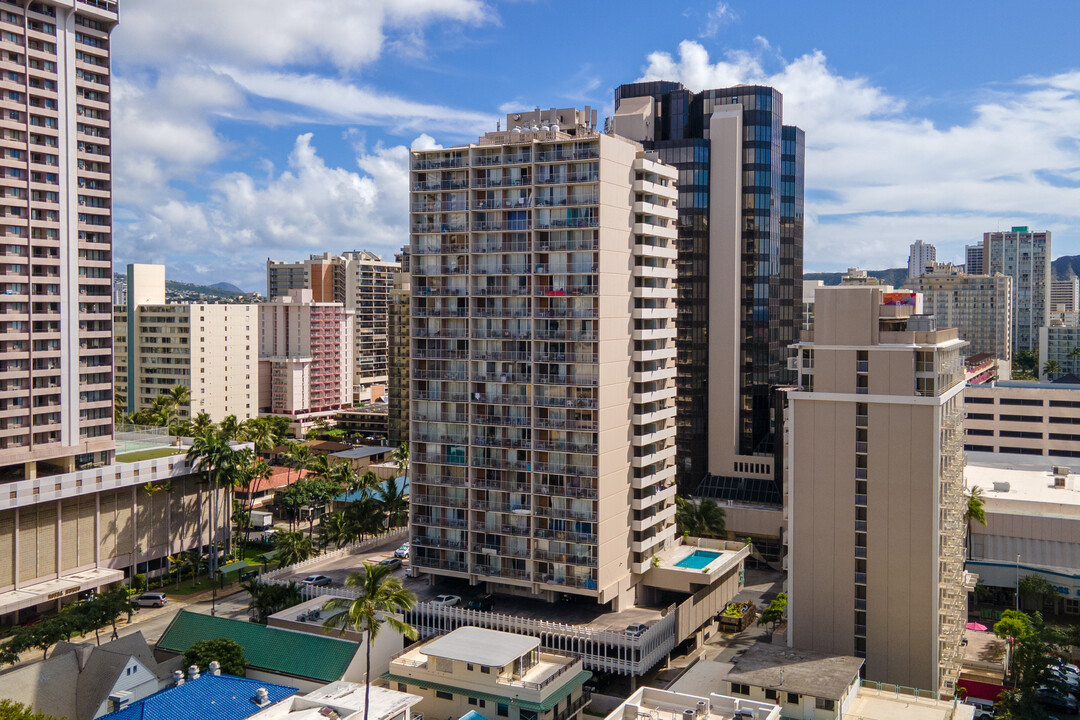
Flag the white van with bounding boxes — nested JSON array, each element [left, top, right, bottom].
[[962, 697, 994, 720]]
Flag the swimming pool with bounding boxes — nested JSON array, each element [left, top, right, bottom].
[[674, 549, 721, 570]]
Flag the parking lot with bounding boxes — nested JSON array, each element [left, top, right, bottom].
[[279, 539, 664, 633]]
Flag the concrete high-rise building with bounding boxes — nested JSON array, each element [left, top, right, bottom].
[[0, 0, 119, 475], [387, 249, 411, 447], [788, 286, 970, 693], [407, 108, 679, 603], [908, 266, 1012, 362], [1051, 277, 1079, 312], [613, 83, 804, 497], [984, 227, 1050, 352], [258, 289, 354, 437], [114, 264, 258, 423], [267, 251, 398, 402], [965, 244, 985, 275], [907, 240, 936, 278]]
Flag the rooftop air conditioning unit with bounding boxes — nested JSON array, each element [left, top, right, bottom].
[[992, 481, 1011, 493], [1054, 476, 1066, 488], [1053, 465, 1071, 476]]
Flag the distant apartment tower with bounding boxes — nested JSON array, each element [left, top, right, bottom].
[[258, 289, 354, 437], [0, 0, 118, 474], [387, 250, 411, 447], [965, 243, 985, 275], [1051, 277, 1079, 312], [114, 264, 258, 422], [267, 251, 398, 402], [801, 280, 824, 333], [984, 227, 1050, 352], [408, 108, 679, 602], [613, 82, 804, 497], [907, 240, 936, 278], [908, 266, 1012, 361], [966, 379, 1080, 457], [788, 286, 969, 693]]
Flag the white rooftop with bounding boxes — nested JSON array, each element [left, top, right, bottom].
[[966, 454, 1080, 510], [250, 682, 422, 720], [421, 626, 540, 668]]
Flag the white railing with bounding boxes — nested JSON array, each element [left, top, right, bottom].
[[261, 527, 409, 582]]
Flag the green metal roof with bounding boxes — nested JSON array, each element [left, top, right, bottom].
[[259, 549, 282, 562], [380, 670, 591, 712], [217, 560, 249, 575], [158, 610, 358, 683]]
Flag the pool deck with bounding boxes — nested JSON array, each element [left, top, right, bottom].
[[644, 539, 750, 593]]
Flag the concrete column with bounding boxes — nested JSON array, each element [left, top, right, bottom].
[[23, 461, 36, 480]]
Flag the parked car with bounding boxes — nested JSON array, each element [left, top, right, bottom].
[[131, 593, 167, 609], [625, 623, 649, 638], [394, 543, 410, 559], [466, 594, 494, 611], [1037, 687, 1078, 713], [432, 594, 460, 606], [379, 558, 402, 570], [301, 575, 333, 587], [962, 697, 995, 720]]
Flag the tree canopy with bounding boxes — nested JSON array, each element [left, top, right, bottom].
[[182, 638, 246, 677]]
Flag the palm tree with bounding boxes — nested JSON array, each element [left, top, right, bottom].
[[321, 511, 351, 550], [187, 433, 238, 579], [964, 487, 987, 560], [218, 414, 240, 441], [166, 384, 191, 438], [391, 442, 409, 484], [374, 477, 408, 530], [1043, 359, 1062, 379], [1068, 346, 1080, 374], [114, 392, 127, 425], [191, 411, 215, 439], [238, 457, 272, 554], [675, 496, 727, 538], [241, 418, 277, 458], [274, 530, 313, 566], [322, 564, 418, 720]]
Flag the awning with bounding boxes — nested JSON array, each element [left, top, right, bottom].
[[259, 549, 282, 563], [217, 560, 249, 575], [0, 567, 125, 616]]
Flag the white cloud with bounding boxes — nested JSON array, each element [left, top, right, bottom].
[[116, 0, 489, 71], [117, 134, 415, 291], [638, 41, 1080, 268], [411, 134, 443, 151], [700, 2, 737, 38]]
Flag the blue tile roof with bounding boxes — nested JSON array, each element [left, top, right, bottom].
[[100, 673, 297, 720]]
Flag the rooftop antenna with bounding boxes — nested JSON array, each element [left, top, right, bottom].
[[497, 120, 500, 131]]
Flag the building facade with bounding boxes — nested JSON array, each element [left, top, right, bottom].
[[613, 82, 804, 494], [267, 251, 399, 403], [907, 240, 936, 278], [408, 108, 678, 604], [386, 627, 590, 720], [1051, 277, 1079, 312], [387, 250, 411, 447], [907, 267, 1012, 362], [965, 379, 1080, 458], [983, 227, 1050, 352], [114, 264, 258, 423], [1040, 325, 1080, 382], [258, 289, 354, 437], [0, 0, 118, 477], [788, 286, 969, 693], [965, 244, 985, 276]]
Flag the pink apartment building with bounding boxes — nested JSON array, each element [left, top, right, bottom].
[[258, 289, 354, 438]]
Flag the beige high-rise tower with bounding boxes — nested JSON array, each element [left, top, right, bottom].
[[0, 0, 118, 476], [787, 286, 969, 693], [407, 108, 679, 604]]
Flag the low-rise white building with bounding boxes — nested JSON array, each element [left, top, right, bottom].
[[604, 685, 780, 720], [385, 627, 590, 720], [249, 681, 422, 720], [966, 453, 1080, 615]]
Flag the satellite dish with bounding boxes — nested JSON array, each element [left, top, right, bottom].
[[514, 114, 521, 121]]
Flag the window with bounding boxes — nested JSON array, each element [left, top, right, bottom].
[[1065, 598, 1080, 615], [786, 693, 799, 705], [815, 698, 836, 711], [436, 691, 453, 700], [497, 704, 509, 717], [397, 683, 408, 692], [481, 666, 491, 674], [468, 698, 478, 707], [467, 663, 474, 671], [764, 689, 778, 701], [730, 684, 750, 696]]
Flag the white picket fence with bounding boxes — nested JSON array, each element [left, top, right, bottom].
[[260, 527, 409, 582]]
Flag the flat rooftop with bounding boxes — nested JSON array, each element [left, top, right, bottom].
[[846, 686, 971, 720], [966, 455, 1080, 509], [671, 646, 863, 701], [251, 682, 422, 720], [421, 626, 540, 667]]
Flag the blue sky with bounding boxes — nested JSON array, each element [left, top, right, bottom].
[[111, 1, 1080, 292]]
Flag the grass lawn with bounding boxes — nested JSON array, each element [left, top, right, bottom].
[[116, 446, 185, 463]]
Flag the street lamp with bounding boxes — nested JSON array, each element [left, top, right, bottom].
[[1015, 553, 1021, 611]]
